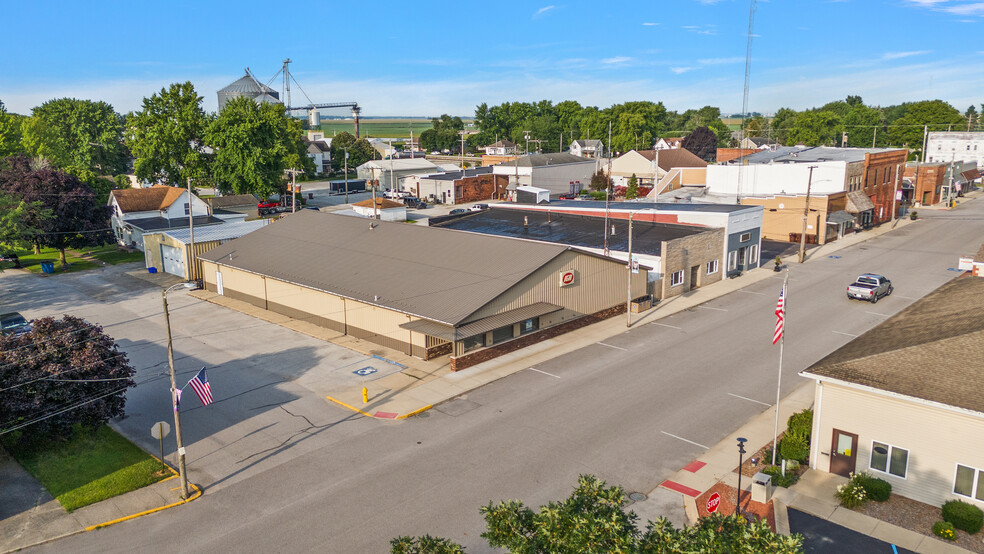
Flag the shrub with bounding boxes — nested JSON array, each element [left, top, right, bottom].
[[933, 521, 957, 541], [778, 433, 809, 463], [910, 210, 918, 220], [857, 474, 891, 502], [836, 473, 869, 509], [763, 465, 799, 488], [942, 499, 984, 534], [786, 409, 813, 442]]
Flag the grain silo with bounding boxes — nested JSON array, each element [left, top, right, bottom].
[[217, 69, 281, 111]]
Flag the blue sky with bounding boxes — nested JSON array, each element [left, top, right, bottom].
[[1, 0, 982, 118]]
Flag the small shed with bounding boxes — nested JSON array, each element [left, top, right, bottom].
[[516, 185, 550, 205], [352, 198, 407, 222], [143, 219, 270, 280]]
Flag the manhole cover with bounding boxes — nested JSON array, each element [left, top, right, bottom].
[[628, 492, 647, 502]]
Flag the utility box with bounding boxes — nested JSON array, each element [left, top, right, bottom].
[[751, 472, 773, 503], [631, 296, 652, 313]]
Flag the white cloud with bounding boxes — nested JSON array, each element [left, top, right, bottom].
[[906, 0, 984, 15], [602, 56, 632, 64], [671, 67, 696, 74], [698, 57, 745, 65], [642, 22, 660, 26], [881, 50, 931, 60], [533, 5, 555, 17]]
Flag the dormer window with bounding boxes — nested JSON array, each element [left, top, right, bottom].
[[184, 203, 190, 215]]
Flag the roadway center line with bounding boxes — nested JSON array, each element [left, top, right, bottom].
[[739, 290, 767, 295], [696, 305, 728, 312], [651, 322, 683, 330], [597, 342, 628, 351], [728, 393, 771, 407], [866, 311, 891, 317], [527, 367, 561, 379], [661, 431, 709, 450], [832, 330, 859, 337]]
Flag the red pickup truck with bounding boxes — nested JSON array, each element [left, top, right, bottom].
[[258, 198, 290, 215]]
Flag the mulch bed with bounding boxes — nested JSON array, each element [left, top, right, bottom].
[[736, 438, 776, 478], [695, 482, 776, 532], [854, 494, 984, 553]]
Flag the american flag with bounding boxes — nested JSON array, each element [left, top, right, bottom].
[[773, 282, 786, 345], [187, 367, 213, 406]]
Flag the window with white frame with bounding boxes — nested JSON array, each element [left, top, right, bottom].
[[184, 203, 190, 215], [954, 464, 984, 501], [748, 244, 759, 265], [869, 441, 908, 478], [727, 250, 737, 271], [706, 259, 719, 275], [670, 270, 684, 286], [740, 232, 751, 242]]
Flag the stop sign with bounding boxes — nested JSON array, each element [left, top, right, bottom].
[[706, 492, 721, 513]]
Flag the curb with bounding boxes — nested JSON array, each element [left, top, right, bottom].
[[325, 395, 432, 420], [85, 457, 202, 532]]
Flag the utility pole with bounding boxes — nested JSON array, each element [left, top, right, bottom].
[[626, 212, 634, 327], [289, 170, 298, 213], [872, 127, 877, 148], [921, 125, 928, 163], [163, 283, 194, 499], [603, 121, 613, 256], [186, 177, 195, 281], [524, 131, 531, 155], [890, 163, 900, 221], [798, 166, 817, 263]]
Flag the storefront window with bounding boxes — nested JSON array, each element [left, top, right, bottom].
[[462, 334, 485, 352], [492, 325, 513, 344], [519, 317, 538, 335]]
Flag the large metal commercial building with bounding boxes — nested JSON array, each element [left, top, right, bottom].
[[197, 211, 648, 371]]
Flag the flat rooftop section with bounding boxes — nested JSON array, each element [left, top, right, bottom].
[[506, 200, 753, 213], [435, 208, 711, 255], [733, 146, 905, 165]]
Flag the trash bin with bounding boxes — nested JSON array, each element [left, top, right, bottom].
[[40, 261, 55, 274], [147, 267, 157, 274], [751, 472, 773, 503]]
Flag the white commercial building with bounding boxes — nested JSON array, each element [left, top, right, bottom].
[[926, 131, 984, 167]]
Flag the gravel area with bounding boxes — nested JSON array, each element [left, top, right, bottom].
[[855, 494, 984, 553]]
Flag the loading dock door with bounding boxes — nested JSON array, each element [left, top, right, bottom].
[[161, 244, 185, 278]]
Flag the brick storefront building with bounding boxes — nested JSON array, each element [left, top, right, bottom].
[[903, 162, 945, 206], [862, 150, 909, 225], [404, 166, 509, 204]]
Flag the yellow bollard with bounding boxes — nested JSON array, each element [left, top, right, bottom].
[[362, 387, 368, 403]]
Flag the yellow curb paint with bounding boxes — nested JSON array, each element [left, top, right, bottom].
[[397, 405, 432, 419], [325, 395, 374, 417], [85, 482, 202, 531], [159, 474, 178, 483]]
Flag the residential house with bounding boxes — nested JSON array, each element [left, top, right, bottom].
[[403, 166, 509, 205], [801, 275, 984, 509], [305, 141, 332, 175], [654, 137, 683, 150], [570, 139, 604, 159], [109, 186, 224, 251], [609, 149, 708, 192], [484, 140, 517, 156], [491, 153, 596, 197]]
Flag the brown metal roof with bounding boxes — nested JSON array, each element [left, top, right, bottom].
[[110, 186, 187, 212], [632, 149, 708, 170], [353, 198, 404, 209], [802, 276, 984, 413], [197, 211, 571, 325]]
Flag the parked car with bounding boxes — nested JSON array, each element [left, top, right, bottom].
[[0, 252, 21, 268], [384, 189, 408, 199], [402, 197, 427, 209], [449, 208, 469, 215], [558, 193, 576, 200], [847, 274, 893, 303], [0, 312, 31, 336], [470, 204, 489, 211]]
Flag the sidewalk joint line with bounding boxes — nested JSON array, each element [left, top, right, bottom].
[[596, 342, 628, 351], [865, 311, 891, 317], [661, 431, 709, 450], [728, 392, 770, 407], [831, 330, 859, 337], [528, 367, 561, 379]]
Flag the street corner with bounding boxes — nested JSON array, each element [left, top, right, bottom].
[[325, 389, 431, 420], [694, 482, 777, 532], [84, 467, 203, 532]]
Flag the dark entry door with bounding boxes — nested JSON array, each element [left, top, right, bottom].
[[830, 429, 858, 477], [690, 265, 699, 290], [737, 246, 746, 270]]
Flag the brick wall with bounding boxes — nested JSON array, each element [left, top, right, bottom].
[[449, 304, 626, 372], [453, 174, 509, 204], [863, 150, 908, 224], [659, 228, 726, 300]]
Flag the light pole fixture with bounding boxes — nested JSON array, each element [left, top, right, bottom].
[[163, 281, 196, 499], [736, 437, 748, 517]]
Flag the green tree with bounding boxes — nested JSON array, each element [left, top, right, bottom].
[[431, 114, 464, 132], [770, 107, 799, 145], [206, 97, 306, 198], [681, 126, 718, 162], [392, 475, 803, 553], [787, 110, 843, 146], [589, 169, 612, 192], [21, 98, 126, 179], [626, 174, 639, 199], [0, 101, 23, 159], [329, 131, 375, 171], [126, 82, 211, 186], [0, 155, 111, 264], [0, 315, 136, 440], [887, 100, 965, 158], [965, 105, 978, 131], [843, 104, 883, 147], [0, 191, 50, 251]]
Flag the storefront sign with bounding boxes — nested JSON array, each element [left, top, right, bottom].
[[559, 270, 576, 287]]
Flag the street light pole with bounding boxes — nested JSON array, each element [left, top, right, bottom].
[[163, 282, 195, 500], [798, 166, 817, 263], [343, 148, 350, 204], [737, 437, 748, 517]]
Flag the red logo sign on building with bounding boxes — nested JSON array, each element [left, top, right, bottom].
[[706, 492, 720, 513], [559, 270, 575, 287]]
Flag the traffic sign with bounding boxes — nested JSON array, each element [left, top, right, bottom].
[[706, 492, 721, 513], [151, 421, 170, 439]]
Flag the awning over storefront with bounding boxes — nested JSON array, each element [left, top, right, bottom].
[[962, 169, 981, 181], [845, 191, 875, 213], [400, 302, 563, 341], [827, 210, 856, 225]]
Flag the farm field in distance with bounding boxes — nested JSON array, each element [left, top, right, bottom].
[[311, 118, 473, 138]]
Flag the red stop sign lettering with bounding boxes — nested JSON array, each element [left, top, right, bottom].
[[706, 492, 720, 513]]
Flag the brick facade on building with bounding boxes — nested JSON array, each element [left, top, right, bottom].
[[658, 228, 727, 300], [862, 150, 908, 224], [903, 163, 945, 206], [449, 304, 627, 371], [453, 173, 509, 204]]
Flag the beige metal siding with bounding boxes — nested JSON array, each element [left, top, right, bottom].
[[186, 240, 221, 281], [218, 266, 267, 307], [143, 233, 221, 280], [466, 250, 647, 323], [345, 299, 414, 354], [201, 261, 218, 293], [814, 382, 984, 508], [265, 278, 346, 333]]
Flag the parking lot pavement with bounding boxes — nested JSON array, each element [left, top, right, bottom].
[[787, 508, 917, 554]]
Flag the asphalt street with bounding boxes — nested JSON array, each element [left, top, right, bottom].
[[7, 200, 984, 553]]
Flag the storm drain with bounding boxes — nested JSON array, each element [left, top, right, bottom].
[[628, 492, 647, 502]]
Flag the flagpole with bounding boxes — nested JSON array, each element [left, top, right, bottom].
[[772, 272, 788, 466]]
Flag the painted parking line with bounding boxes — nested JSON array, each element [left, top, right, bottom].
[[528, 367, 561, 379], [866, 311, 891, 317], [696, 305, 728, 312], [661, 431, 709, 450], [597, 342, 628, 351], [832, 330, 859, 338], [728, 392, 771, 407], [651, 322, 683, 330], [739, 290, 767, 295]]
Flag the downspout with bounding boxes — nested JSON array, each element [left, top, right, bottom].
[[811, 380, 823, 470]]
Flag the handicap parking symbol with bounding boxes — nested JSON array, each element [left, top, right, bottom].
[[353, 366, 377, 376]]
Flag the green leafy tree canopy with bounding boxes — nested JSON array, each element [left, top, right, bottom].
[[21, 98, 126, 179], [126, 82, 211, 186]]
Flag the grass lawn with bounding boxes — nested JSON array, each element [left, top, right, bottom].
[[73, 244, 144, 265], [3, 247, 100, 274], [3, 425, 173, 512]]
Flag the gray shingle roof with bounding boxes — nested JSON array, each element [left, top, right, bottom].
[[197, 211, 571, 325], [801, 276, 984, 413]]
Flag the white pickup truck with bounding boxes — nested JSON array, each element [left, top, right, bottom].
[[847, 274, 893, 303]]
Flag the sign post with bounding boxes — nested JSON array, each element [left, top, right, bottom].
[[706, 491, 721, 514], [150, 421, 171, 472]]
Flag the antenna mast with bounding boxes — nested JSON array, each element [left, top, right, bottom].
[[282, 58, 292, 113], [736, 0, 756, 203]]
